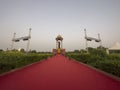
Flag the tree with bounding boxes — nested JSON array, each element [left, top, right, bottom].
[[74, 50, 80, 53], [0, 49, 3, 52], [30, 50, 37, 53], [19, 48, 25, 53], [80, 49, 87, 53]]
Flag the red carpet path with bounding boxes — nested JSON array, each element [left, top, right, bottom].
[[0, 54, 120, 90]]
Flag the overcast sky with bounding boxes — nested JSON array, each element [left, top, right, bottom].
[[0, 0, 120, 51]]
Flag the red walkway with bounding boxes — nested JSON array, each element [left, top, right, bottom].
[[0, 54, 120, 90]]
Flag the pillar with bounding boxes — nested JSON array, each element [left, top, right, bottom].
[[61, 40, 63, 49]]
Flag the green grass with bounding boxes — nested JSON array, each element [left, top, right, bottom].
[[0, 51, 52, 74]]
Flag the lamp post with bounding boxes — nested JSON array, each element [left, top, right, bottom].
[[84, 29, 88, 53], [98, 33, 102, 47], [11, 33, 16, 50], [26, 28, 31, 52], [11, 28, 31, 52]]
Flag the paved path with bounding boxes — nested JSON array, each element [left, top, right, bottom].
[[0, 54, 120, 90]]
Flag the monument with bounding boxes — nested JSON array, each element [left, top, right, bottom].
[[53, 35, 65, 54]]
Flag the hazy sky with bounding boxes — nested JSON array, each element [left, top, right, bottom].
[[0, 0, 120, 51]]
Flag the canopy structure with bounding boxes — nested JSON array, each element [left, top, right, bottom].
[[53, 35, 65, 54], [108, 42, 120, 53]]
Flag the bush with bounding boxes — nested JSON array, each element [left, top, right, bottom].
[[66, 51, 120, 77], [0, 51, 52, 74], [92, 60, 120, 77]]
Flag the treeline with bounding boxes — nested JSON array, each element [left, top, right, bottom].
[[3, 48, 52, 54], [0, 51, 52, 74], [66, 47, 120, 77]]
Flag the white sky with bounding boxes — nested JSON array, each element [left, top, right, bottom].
[[0, 0, 120, 51]]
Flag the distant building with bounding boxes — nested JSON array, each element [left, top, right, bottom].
[[108, 42, 120, 54]]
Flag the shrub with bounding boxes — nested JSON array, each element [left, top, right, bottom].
[[0, 51, 52, 74], [66, 51, 120, 77]]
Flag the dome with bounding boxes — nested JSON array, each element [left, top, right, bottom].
[[56, 35, 63, 41]]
